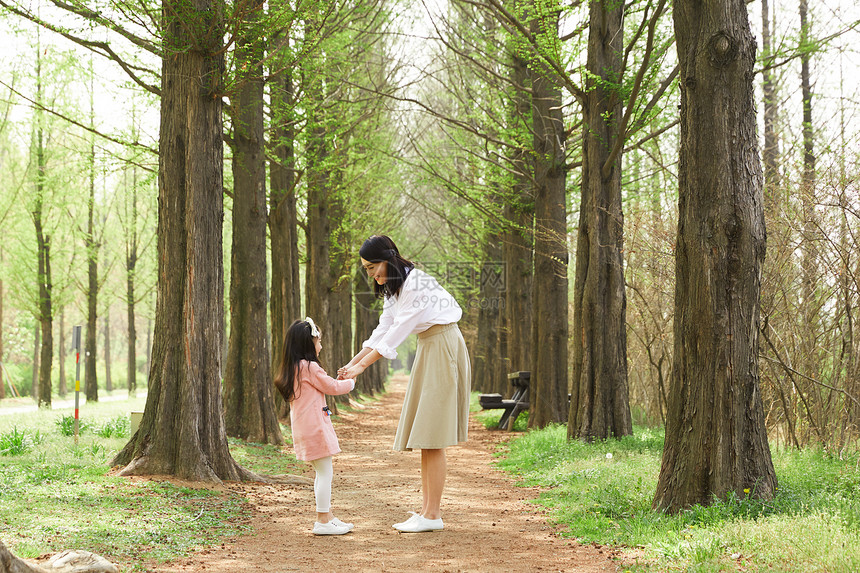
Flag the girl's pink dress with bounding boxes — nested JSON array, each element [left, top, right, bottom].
[[289, 360, 355, 461]]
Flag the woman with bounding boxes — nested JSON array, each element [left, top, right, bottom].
[[338, 235, 471, 533]]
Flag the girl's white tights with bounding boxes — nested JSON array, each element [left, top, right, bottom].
[[310, 456, 333, 513]]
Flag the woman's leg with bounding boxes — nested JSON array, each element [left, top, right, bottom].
[[420, 448, 446, 519], [310, 456, 334, 523]]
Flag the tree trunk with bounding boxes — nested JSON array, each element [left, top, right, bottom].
[[223, 0, 283, 445], [31, 324, 39, 401], [35, 204, 53, 408], [111, 0, 256, 482], [33, 48, 53, 408], [528, 2, 568, 427], [268, 20, 301, 418], [798, 0, 819, 423], [85, 174, 99, 402], [145, 317, 151, 381], [58, 310, 67, 397], [569, 0, 632, 441], [760, 0, 780, 201], [653, 0, 776, 512], [127, 252, 137, 397], [104, 311, 112, 393], [126, 162, 139, 397]]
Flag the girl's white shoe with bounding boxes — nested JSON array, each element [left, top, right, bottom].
[[331, 517, 354, 531], [313, 521, 351, 535]]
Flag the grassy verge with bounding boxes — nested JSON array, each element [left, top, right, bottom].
[[0, 395, 302, 572], [488, 418, 860, 572]]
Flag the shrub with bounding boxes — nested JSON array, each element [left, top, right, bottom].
[[55, 414, 91, 436], [0, 427, 40, 456], [94, 415, 130, 438]]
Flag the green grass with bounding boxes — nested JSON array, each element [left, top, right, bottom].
[[491, 421, 860, 573], [0, 394, 302, 571]]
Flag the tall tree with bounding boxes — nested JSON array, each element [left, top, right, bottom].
[[112, 0, 256, 481], [798, 0, 820, 393], [104, 311, 113, 392], [123, 162, 140, 397], [568, 0, 632, 440], [653, 0, 776, 512], [528, 0, 568, 427], [223, 0, 283, 445], [84, 83, 99, 403], [501, 39, 533, 383], [32, 34, 53, 408]]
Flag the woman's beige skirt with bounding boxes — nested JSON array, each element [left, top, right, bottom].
[[393, 323, 471, 451]]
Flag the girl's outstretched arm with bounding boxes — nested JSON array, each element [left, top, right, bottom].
[[307, 362, 355, 395]]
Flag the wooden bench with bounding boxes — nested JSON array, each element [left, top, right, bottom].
[[478, 371, 530, 431]]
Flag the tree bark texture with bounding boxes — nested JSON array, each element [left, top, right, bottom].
[[126, 260, 137, 397], [104, 312, 113, 392], [85, 185, 99, 402], [34, 124, 53, 408], [112, 0, 255, 482], [35, 208, 53, 408], [58, 310, 67, 397], [569, 0, 632, 441], [528, 4, 568, 428], [126, 163, 140, 397], [31, 325, 39, 401], [760, 0, 780, 200], [223, 1, 284, 445], [798, 0, 819, 394], [653, 0, 776, 512]]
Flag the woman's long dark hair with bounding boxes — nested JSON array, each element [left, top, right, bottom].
[[360, 235, 414, 299], [273, 320, 320, 402]]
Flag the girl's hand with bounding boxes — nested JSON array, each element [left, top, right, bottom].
[[336, 366, 350, 379]]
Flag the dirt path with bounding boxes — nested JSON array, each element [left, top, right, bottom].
[[156, 375, 618, 572]]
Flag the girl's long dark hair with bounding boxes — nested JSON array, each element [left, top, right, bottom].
[[273, 320, 320, 402], [359, 235, 414, 299]]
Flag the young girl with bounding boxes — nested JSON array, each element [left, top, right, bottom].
[[274, 317, 356, 536]]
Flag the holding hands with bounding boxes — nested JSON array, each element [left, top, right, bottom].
[[338, 363, 366, 380], [338, 348, 382, 380]]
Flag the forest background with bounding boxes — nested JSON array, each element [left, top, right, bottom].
[[0, 0, 858, 506]]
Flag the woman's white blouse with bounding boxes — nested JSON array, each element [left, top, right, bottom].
[[362, 268, 462, 359]]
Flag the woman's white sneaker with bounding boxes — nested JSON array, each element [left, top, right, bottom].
[[392, 511, 421, 530], [394, 515, 443, 532]]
